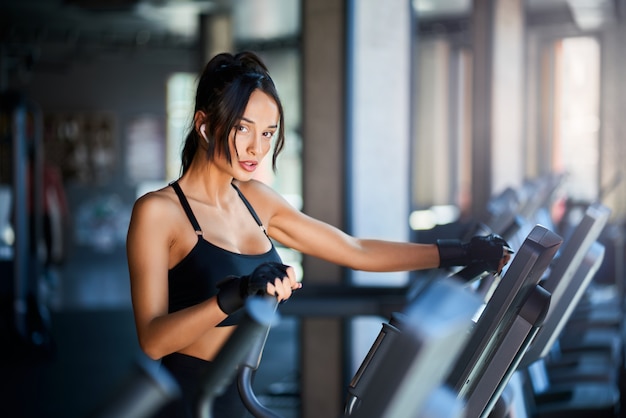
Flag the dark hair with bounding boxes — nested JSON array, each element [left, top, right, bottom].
[[180, 51, 286, 174]]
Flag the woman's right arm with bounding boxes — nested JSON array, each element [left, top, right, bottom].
[[126, 193, 228, 360]]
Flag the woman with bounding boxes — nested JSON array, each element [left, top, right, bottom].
[[126, 51, 511, 417]]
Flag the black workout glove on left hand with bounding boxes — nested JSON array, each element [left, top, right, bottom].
[[436, 233, 512, 274], [216, 262, 290, 315]]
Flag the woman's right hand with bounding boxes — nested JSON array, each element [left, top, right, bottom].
[[264, 263, 302, 302], [216, 262, 301, 314]]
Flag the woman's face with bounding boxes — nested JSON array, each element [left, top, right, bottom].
[[217, 89, 279, 180]]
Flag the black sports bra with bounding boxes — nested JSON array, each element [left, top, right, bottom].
[[167, 181, 282, 326]]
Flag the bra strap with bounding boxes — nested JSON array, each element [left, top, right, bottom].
[[170, 181, 203, 235], [231, 182, 268, 236]]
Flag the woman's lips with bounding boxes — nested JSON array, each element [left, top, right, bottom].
[[239, 161, 258, 172]]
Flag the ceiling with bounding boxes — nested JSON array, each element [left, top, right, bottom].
[[415, 0, 622, 31], [1, 0, 230, 50], [0, 0, 301, 86], [2, 0, 620, 45], [0, 0, 621, 85]]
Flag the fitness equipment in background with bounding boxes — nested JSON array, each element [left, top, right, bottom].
[[440, 225, 561, 418], [344, 277, 481, 418], [0, 89, 54, 358]]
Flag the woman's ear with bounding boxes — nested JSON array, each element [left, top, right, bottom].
[[194, 111, 209, 143]]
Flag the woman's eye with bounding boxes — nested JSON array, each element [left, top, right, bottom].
[[237, 125, 249, 133], [263, 131, 275, 139]]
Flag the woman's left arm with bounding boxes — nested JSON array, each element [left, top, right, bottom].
[[240, 180, 441, 272], [274, 211, 441, 272]]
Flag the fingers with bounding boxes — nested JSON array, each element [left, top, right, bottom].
[[265, 264, 301, 301], [497, 258, 507, 275], [266, 278, 293, 302], [285, 265, 302, 290], [497, 252, 512, 275], [268, 278, 292, 302]]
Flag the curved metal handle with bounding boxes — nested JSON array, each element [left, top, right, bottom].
[[196, 296, 279, 418], [237, 296, 283, 418]]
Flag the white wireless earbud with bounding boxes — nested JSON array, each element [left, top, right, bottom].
[[200, 124, 208, 143]]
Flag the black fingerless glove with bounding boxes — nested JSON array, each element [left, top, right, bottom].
[[436, 233, 512, 273], [216, 262, 289, 315]]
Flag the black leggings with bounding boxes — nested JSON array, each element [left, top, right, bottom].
[[154, 352, 249, 418]]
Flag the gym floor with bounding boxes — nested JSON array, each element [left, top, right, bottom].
[[1, 246, 300, 418]]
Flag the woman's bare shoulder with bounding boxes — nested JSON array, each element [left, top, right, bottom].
[[131, 184, 181, 221], [235, 179, 291, 210], [233, 179, 300, 226]]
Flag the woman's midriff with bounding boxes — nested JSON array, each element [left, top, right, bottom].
[[178, 325, 238, 361]]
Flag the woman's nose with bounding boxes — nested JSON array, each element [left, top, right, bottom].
[[247, 135, 263, 155]]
